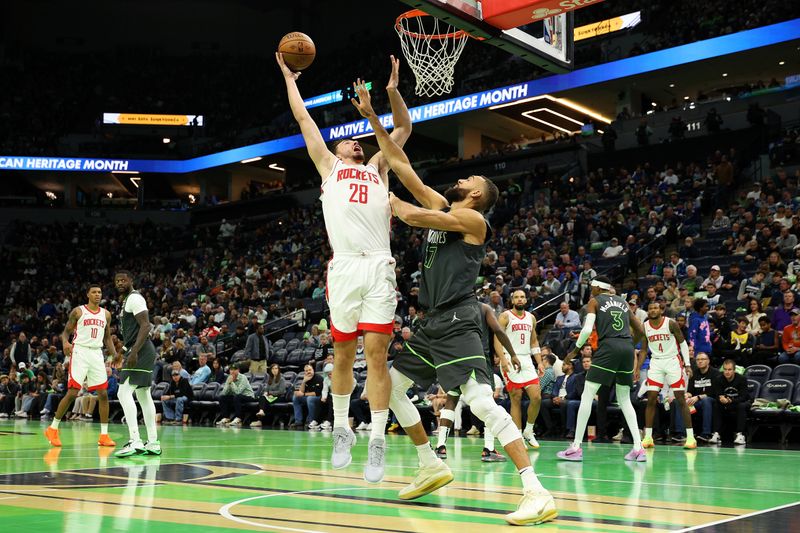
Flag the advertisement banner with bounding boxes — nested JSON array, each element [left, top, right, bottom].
[[103, 113, 204, 126]]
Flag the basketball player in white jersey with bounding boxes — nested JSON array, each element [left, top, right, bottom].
[[639, 302, 696, 450], [496, 290, 544, 449], [277, 53, 412, 482], [44, 283, 117, 448]]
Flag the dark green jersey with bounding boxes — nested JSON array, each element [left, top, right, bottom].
[[595, 293, 632, 340], [418, 212, 490, 313], [480, 307, 491, 357], [119, 290, 149, 349]]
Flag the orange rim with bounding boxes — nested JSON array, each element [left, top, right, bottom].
[[395, 9, 469, 40]]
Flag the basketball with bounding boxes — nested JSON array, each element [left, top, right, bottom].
[[278, 32, 316, 71]]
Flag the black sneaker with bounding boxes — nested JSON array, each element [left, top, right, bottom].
[[696, 434, 710, 443], [671, 435, 686, 443], [435, 445, 447, 460]]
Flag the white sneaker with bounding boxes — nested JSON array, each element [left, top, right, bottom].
[[708, 432, 721, 445], [355, 421, 368, 431], [505, 490, 558, 526], [523, 430, 540, 449], [0, 413, 8, 418], [40, 408, 50, 415], [15, 411, 27, 418], [612, 428, 624, 441], [308, 420, 319, 429], [363, 439, 386, 483], [143, 440, 162, 455], [365, 423, 372, 431], [466, 425, 480, 436], [115, 439, 146, 458], [250, 420, 262, 427], [320, 420, 332, 431], [399, 460, 454, 500], [734, 432, 746, 446], [331, 427, 357, 469], [256, 410, 265, 417], [229, 418, 242, 427], [216, 418, 230, 426]]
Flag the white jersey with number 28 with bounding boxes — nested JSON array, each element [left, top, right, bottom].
[[321, 160, 391, 254]]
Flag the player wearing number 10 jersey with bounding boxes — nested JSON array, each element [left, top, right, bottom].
[[45, 283, 117, 448], [277, 52, 412, 483]]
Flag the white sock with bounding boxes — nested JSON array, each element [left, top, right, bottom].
[[436, 425, 450, 448], [524, 422, 534, 435], [415, 443, 440, 468], [135, 387, 158, 443], [686, 428, 694, 439], [616, 384, 643, 451], [117, 381, 140, 441], [519, 466, 544, 492], [332, 394, 350, 429], [50, 418, 60, 430], [484, 427, 495, 451], [572, 381, 601, 449], [645, 427, 653, 439], [370, 409, 389, 441], [101, 423, 109, 434]]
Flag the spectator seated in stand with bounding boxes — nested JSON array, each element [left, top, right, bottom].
[[215, 363, 254, 427], [251, 363, 290, 428], [292, 364, 324, 430], [160, 369, 193, 425]]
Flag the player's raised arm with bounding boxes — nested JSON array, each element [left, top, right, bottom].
[[389, 193, 485, 243], [370, 56, 412, 183], [352, 80, 447, 210], [276, 52, 337, 177]]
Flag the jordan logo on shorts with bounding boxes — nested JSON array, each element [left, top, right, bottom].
[[451, 312, 460, 323]]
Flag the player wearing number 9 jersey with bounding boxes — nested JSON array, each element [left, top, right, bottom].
[[45, 283, 118, 449], [277, 52, 412, 482]]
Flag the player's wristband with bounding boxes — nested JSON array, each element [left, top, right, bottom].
[[679, 340, 690, 366], [531, 347, 541, 355]]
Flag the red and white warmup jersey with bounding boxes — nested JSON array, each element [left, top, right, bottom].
[[73, 305, 108, 350], [321, 159, 396, 340], [502, 310, 539, 389], [321, 160, 391, 254], [643, 317, 679, 360], [504, 310, 534, 357]]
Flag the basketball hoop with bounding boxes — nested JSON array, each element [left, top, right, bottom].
[[395, 9, 470, 97]]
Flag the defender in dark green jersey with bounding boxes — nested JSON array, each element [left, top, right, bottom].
[[114, 271, 161, 458], [351, 80, 556, 527], [557, 276, 647, 463]]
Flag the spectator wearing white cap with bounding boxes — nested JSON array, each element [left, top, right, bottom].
[[602, 237, 623, 258], [703, 266, 724, 290]]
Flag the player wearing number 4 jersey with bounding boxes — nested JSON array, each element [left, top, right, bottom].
[[45, 283, 117, 448], [640, 302, 696, 450], [558, 276, 648, 463], [497, 290, 543, 449], [277, 53, 412, 483]]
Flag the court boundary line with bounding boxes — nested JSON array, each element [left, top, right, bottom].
[[673, 501, 800, 532]]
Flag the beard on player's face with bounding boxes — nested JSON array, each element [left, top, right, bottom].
[[514, 303, 526, 311], [444, 185, 470, 204]]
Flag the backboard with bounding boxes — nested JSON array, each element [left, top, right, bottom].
[[398, 0, 574, 72]]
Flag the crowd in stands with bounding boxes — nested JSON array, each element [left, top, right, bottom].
[[3, 0, 797, 158]]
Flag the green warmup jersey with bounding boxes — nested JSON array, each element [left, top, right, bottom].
[[594, 293, 632, 340], [418, 210, 490, 313]]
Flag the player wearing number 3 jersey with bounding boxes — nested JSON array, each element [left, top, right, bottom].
[[558, 276, 648, 463], [45, 283, 117, 449], [277, 52, 412, 483]]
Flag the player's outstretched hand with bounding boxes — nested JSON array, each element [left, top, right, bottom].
[[685, 367, 693, 379], [633, 367, 640, 383], [351, 78, 375, 119], [386, 55, 400, 91], [275, 52, 301, 81], [63, 342, 73, 358], [511, 355, 522, 373], [126, 352, 138, 369]]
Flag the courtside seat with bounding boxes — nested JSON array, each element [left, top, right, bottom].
[[745, 365, 772, 385], [771, 364, 800, 383], [285, 339, 301, 352], [749, 379, 794, 444], [747, 379, 761, 400], [282, 371, 297, 383], [272, 339, 287, 350], [271, 349, 288, 365], [151, 382, 169, 411]]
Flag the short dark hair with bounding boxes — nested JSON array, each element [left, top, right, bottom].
[[758, 316, 770, 324], [330, 138, 351, 155], [115, 270, 132, 279], [693, 298, 708, 312], [545, 354, 557, 365], [722, 358, 736, 369], [87, 282, 102, 291], [478, 176, 499, 212]]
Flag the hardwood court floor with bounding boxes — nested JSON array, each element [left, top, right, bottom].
[[1, 420, 799, 532]]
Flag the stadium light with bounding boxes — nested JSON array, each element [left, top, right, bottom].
[[130, 177, 140, 188], [779, 61, 785, 65], [240, 157, 263, 164], [268, 163, 286, 171], [162, 137, 171, 144], [45, 191, 57, 200], [722, 73, 728, 77], [669, 83, 675, 88], [352, 132, 376, 139], [520, 111, 576, 134], [188, 194, 196, 204]]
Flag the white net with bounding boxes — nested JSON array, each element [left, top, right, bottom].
[[395, 12, 469, 97]]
